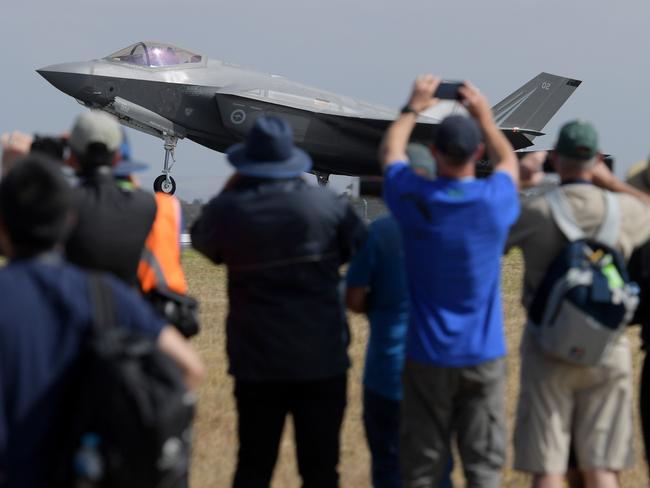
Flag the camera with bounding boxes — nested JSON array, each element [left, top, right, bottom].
[[359, 176, 383, 197], [434, 81, 464, 100], [542, 153, 615, 173], [30, 135, 68, 160]]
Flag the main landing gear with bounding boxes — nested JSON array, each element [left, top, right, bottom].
[[315, 172, 330, 187], [153, 135, 177, 195]]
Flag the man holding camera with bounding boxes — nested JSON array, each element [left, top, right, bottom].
[[380, 75, 519, 487], [507, 121, 650, 487], [0, 114, 158, 285], [1, 114, 197, 337], [63, 111, 158, 285]]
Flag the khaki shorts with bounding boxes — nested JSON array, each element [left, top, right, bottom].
[[514, 327, 634, 473]]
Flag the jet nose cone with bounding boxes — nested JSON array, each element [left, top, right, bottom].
[[37, 61, 92, 77], [37, 61, 93, 99]]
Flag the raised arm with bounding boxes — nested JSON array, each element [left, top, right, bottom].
[[379, 75, 441, 170], [592, 159, 650, 205], [458, 83, 519, 185]]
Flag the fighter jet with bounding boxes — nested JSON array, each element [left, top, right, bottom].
[[38, 41, 581, 194]]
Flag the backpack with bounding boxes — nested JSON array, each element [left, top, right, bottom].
[[528, 188, 639, 365], [51, 274, 196, 488]]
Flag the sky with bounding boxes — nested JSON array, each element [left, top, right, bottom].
[[2, 0, 649, 201]]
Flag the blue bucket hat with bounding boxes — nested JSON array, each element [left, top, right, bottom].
[[226, 116, 312, 178], [113, 130, 149, 177]]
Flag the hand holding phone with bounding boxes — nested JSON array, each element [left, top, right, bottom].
[[433, 81, 464, 100]]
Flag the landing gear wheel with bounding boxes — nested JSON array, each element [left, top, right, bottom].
[[154, 175, 176, 195], [315, 173, 330, 187]]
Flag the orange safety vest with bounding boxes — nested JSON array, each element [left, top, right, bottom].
[[138, 193, 188, 294]]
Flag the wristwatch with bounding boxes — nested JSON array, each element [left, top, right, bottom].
[[400, 104, 418, 115]]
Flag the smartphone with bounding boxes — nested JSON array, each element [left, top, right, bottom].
[[434, 81, 463, 100]]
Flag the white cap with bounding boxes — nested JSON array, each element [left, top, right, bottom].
[[69, 110, 122, 155]]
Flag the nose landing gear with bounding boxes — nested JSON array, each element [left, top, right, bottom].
[[315, 172, 330, 187], [153, 135, 178, 194]]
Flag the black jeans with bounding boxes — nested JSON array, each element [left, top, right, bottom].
[[364, 388, 454, 488], [641, 354, 650, 472], [232, 375, 347, 488], [364, 388, 401, 488]]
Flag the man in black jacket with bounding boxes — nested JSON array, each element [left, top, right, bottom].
[[191, 116, 366, 488], [65, 111, 157, 285]]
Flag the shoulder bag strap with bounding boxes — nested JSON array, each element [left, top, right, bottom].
[[594, 191, 620, 248], [88, 273, 117, 330], [546, 188, 585, 241]]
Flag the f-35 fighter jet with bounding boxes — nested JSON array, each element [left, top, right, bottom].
[[38, 41, 581, 194]]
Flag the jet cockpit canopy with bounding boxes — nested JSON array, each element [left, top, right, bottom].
[[105, 42, 202, 67]]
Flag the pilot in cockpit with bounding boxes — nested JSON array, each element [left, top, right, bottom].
[[149, 47, 180, 67]]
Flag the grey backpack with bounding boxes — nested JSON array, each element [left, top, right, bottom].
[[528, 188, 639, 365]]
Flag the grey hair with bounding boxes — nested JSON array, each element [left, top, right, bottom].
[[555, 155, 598, 173]]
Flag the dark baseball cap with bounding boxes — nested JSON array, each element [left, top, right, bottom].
[[433, 115, 482, 160], [554, 120, 598, 160]]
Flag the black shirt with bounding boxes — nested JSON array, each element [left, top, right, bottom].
[[65, 169, 156, 285], [629, 240, 650, 347], [191, 176, 367, 381]]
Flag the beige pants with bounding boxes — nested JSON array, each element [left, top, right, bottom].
[[514, 327, 634, 473]]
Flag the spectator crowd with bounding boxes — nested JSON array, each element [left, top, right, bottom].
[[1, 74, 650, 488]]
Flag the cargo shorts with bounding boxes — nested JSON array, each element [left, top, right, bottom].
[[514, 327, 634, 473]]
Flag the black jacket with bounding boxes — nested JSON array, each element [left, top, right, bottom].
[[191, 176, 366, 381], [629, 240, 650, 347], [65, 169, 156, 286]]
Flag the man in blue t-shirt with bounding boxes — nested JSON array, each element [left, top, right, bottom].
[[379, 76, 520, 488], [0, 155, 204, 488]]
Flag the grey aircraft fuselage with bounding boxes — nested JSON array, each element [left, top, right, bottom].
[[37, 41, 581, 190]]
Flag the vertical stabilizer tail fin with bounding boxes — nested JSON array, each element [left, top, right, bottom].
[[492, 73, 581, 134]]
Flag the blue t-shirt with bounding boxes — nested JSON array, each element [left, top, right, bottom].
[[346, 216, 409, 401], [0, 257, 165, 488], [384, 163, 520, 367]]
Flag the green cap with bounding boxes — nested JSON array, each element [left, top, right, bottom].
[[554, 120, 599, 159]]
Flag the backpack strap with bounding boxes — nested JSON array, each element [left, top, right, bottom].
[[88, 273, 117, 330], [594, 191, 620, 248], [140, 247, 170, 292], [546, 188, 585, 241], [547, 188, 620, 246]]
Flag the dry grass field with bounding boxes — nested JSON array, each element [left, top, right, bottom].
[[185, 249, 649, 488]]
